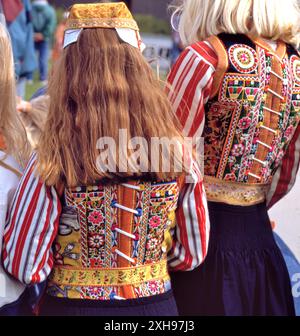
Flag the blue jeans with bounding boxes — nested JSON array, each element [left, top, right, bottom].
[[34, 40, 49, 81]]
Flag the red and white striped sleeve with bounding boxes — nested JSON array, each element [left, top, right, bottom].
[[168, 163, 210, 271], [2, 153, 62, 285], [267, 125, 300, 209], [166, 41, 218, 139]]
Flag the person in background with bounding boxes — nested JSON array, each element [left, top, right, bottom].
[[0, 22, 30, 316], [17, 95, 49, 150], [30, 0, 57, 84], [2, 2, 209, 316], [167, 0, 300, 316], [1, 0, 37, 98], [52, 11, 68, 62]]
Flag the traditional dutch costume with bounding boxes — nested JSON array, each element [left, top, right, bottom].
[[167, 33, 300, 316], [2, 3, 210, 316]]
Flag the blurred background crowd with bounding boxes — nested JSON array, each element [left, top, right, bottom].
[[0, 0, 180, 101]]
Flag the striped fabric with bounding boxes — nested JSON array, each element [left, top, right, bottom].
[[2, 154, 61, 284], [167, 41, 218, 140], [168, 162, 210, 271], [267, 124, 300, 208]]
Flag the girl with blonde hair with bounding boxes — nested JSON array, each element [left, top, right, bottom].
[[3, 2, 209, 316], [0, 21, 29, 315], [167, 0, 300, 315]]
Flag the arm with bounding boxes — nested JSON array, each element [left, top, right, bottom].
[[166, 42, 218, 139], [2, 154, 62, 285], [267, 125, 300, 209], [43, 7, 57, 40], [168, 163, 210, 271]]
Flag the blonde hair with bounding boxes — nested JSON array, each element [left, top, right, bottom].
[[20, 95, 49, 149], [173, 0, 300, 48], [0, 23, 29, 165], [37, 29, 187, 187]]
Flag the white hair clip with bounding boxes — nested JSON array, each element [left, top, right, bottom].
[[63, 28, 146, 52]]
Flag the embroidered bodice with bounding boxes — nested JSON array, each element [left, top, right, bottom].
[[48, 180, 179, 300], [203, 34, 300, 185]]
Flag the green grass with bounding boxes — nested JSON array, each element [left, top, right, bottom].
[[25, 81, 44, 101]]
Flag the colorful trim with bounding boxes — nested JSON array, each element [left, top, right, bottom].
[[228, 44, 259, 73], [66, 18, 139, 31], [204, 175, 268, 206], [48, 260, 169, 287]]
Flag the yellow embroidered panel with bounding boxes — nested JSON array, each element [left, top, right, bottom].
[[66, 2, 139, 31]]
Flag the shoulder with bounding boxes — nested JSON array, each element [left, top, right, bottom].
[[168, 41, 218, 84], [186, 41, 219, 69]]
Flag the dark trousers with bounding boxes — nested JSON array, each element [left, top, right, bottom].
[[34, 40, 49, 81]]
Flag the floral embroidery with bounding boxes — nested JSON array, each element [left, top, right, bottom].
[[147, 280, 163, 294], [224, 173, 237, 182], [88, 210, 104, 225], [88, 233, 105, 248], [231, 144, 245, 157], [49, 182, 179, 301], [146, 237, 159, 250], [238, 117, 252, 130], [149, 216, 161, 228]]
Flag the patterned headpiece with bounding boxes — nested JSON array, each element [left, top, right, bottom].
[[63, 2, 144, 51]]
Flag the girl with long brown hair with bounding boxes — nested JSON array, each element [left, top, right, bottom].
[[3, 2, 209, 316]]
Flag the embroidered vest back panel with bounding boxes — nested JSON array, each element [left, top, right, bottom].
[[204, 34, 300, 185], [47, 180, 179, 300]]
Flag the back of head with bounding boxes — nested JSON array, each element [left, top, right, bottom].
[[38, 24, 186, 187], [174, 0, 300, 48]]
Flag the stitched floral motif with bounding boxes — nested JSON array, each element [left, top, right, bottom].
[[133, 279, 171, 298], [144, 182, 179, 263], [229, 44, 259, 74]]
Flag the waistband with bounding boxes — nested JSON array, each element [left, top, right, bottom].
[[49, 260, 169, 287], [204, 176, 270, 206], [43, 290, 174, 308]]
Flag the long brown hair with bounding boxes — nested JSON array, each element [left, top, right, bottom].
[[37, 28, 188, 187]]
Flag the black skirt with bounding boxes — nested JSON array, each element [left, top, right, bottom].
[[40, 290, 178, 316], [171, 202, 296, 316]]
